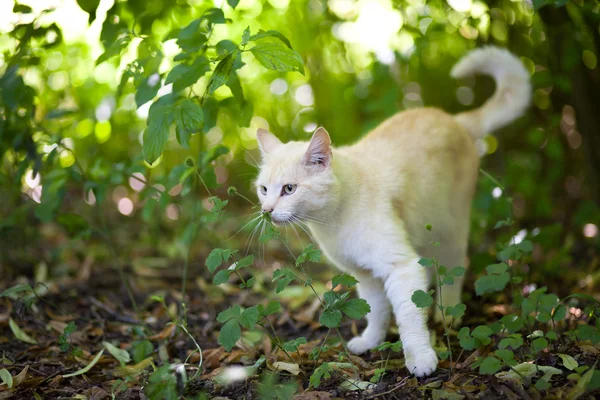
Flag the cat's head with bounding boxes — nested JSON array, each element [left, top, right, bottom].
[[255, 128, 338, 224]]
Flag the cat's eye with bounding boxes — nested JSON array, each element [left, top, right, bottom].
[[283, 184, 297, 195], [260, 185, 267, 195]]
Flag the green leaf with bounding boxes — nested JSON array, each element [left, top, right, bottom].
[[558, 354, 578, 371], [103, 341, 131, 365], [218, 319, 241, 351], [135, 74, 161, 107], [235, 255, 254, 270], [283, 337, 307, 353], [13, 4, 32, 13], [250, 39, 304, 74], [217, 305, 242, 323], [96, 35, 131, 65], [0, 369, 13, 388], [475, 273, 510, 296], [63, 349, 105, 377], [331, 273, 358, 289], [532, 337, 548, 352], [175, 99, 203, 138], [202, 8, 226, 24], [296, 244, 321, 265], [449, 267, 466, 277], [272, 268, 297, 293], [249, 30, 293, 49], [258, 300, 281, 317], [208, 53, 235, 94], [498, 334, 523, 350], [372, 341, 402, 352], [495, 349, 515, 363], [418, 257, 435, 268], [446, 303, 466, 319], [228, 0, 240, 9], [206, 248, 226, 273], [479, 356, 502, 374], [241, 26, 250, 46], [165, 57, 210, 93], [411, 289, 433, 308], [9, 318, 37, 344], [143, 113, 171, 164], [472, 325, 493, 345], [213, 269, 231, 285], [0, 284, 34, 299], [340, 298, 371, 320], [76, 0, 100, 22], [310, 362, 332, 388], [239, 306, 259, 329], [132, 340, 153, 364], [320, 309, 342, 328], [146, 364, 178, 399]]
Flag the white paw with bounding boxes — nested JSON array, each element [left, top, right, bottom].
[[405, 347, 438, 377], [347, 336, 378, 355]]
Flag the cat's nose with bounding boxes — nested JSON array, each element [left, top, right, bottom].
[[262, 207, 273, 214]]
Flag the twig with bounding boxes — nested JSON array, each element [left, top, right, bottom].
[[87, 296, 140, 324], [364, 376, 410, 399]]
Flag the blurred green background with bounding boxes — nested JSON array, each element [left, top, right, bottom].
[[1, 0, 599, 298]]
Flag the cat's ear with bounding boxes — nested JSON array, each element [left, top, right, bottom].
[[257, 129, 282, 156], [303, 127, 332, 168]]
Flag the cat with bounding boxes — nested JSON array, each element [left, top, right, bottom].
[[255, 46, 531, 377]]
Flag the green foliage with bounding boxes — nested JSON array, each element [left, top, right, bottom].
[[132, 340, 154, 364], [146, 365, 179, 400], [296, 245, 321, 266], [479, 356, 502, 374], [282, 337, 307, 353], [258, 373, 297, 400], [103, 341, 131, 365], [458, 326, 493, 351], [371, 341, 402, 353], [59, 322, 77, 352], [331, 273, 359, 289], [411, 289, 434, 308], [475, 263, 510, 296], [216, 305, 259, 351], [0, 369, 12, 389], [319, 280, 370, 328], [272, 268, 298, 294]]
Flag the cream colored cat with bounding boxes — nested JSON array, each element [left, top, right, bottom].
[[255, 47, 530, 377]]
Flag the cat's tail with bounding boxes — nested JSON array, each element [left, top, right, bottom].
[[450, 46, 531, 140]]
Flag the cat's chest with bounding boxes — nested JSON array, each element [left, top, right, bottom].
[[308, 221, 381, 272]]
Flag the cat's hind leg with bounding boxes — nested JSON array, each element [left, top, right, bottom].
[[346, 273, 391, 354]]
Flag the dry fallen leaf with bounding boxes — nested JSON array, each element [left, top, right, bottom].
[[272, 361, 301, 376], [149, 323, 176, 341]]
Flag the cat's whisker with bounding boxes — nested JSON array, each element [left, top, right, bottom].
[[259, 220, 267, 265], [245, 151, 261, 171], [244, 218, 263, 256], [228, 213, 262, 241], [293, 213, 338, 227], [292, 216, 316, 242], [287, 218, 304, 247]]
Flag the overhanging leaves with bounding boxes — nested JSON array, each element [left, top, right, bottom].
[[250, 39, 304, 74]]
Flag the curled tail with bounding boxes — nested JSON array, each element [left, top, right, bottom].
[[451, 46, 531, 140]]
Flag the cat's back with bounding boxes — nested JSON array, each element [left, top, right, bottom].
[[341, 107, 477, 173]]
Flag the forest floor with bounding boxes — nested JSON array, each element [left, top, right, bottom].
[[1, 254, 600, 400]]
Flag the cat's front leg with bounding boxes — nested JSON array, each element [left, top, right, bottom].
[[346, 274, 391, 354], [379, 260, 438, 377]]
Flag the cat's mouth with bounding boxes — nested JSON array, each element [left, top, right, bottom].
[[270, 216, 289, 225]]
